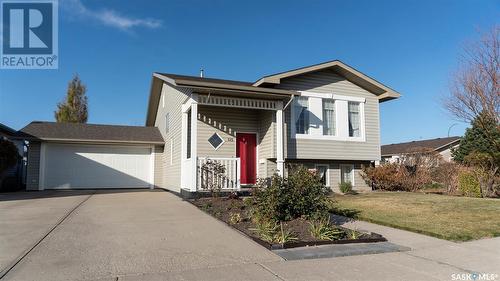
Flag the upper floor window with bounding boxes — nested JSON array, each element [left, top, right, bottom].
[[294, 97, 309, 134], [348, 102, 360, 137], [322, 99, 335, 136], [292, 92, 365, 141]]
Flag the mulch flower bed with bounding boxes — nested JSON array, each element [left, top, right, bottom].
[[190, 196, 386, 250]]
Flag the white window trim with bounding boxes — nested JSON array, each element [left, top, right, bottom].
[[315, 164, 330, 187], [291, 91, 366, 142], [209, 132, 225, 150], [340, 164, 355, 185]]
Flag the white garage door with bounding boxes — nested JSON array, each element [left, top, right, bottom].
[[41, 143, 153, 189]]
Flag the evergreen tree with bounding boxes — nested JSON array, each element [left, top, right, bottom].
[[55, 75, 88, 123], [453, 113, 500, 163]]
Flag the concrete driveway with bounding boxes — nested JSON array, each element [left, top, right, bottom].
[[1, 190, 499, 281], [0, 190, 280, 281]]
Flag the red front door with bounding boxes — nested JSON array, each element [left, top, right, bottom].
[[236, 133, 257, 185]]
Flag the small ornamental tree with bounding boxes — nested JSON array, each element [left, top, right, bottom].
[[55, 74, 88, 123]]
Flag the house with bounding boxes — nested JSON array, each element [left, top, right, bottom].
[[0, 123, 26, 189], [381, 136, 461, 164], [20, 60, 400, 195]]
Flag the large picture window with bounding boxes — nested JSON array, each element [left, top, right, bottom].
[[322, 99, 335, 136], [294, 97, 309, 134], [348, 102, 360, 137]]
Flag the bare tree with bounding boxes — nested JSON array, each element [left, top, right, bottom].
[[444, 26, 500, 150]]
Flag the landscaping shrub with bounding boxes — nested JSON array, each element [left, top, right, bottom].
[[362, 149, 439, 192], [361, 163, 404, 191], [431, 162, 461, 194], [253, 166, 332, 222], [339, 182, 353, 193], [458, 170, 482, 198], [309, 219, 343, 241], [229, 212, 242, 225], [251, 221, 297, 244]]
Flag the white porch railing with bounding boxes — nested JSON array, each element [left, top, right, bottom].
[[197, 157, 240, 191]]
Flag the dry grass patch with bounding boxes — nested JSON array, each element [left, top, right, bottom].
[[332, 192, 500, 241]]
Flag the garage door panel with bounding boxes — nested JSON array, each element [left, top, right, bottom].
[[43, 144, 152, 189]]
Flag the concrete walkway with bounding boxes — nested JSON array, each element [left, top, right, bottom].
[[1, 190, 498, 281]]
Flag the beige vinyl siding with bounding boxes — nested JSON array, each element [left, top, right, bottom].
[[154, 83, 191, 192], [258, 110, 275, 159], [153, 146, 164, 189], [266, 159, 277, 177], [26, 141, 41, 191], [197, 106, 278, 179], [277, 69, 381, 161], [197, 106, 259, 157], [286, 160, 370, 192]]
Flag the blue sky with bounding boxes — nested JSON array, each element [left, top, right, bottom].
[[0, 0, 498, 144]]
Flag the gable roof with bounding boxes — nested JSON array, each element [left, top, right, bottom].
[[147, 60, 402, 125], [19, 121, 164, 145], [153, 73, 297, 96], [254, 60, 401, 102], [0, 123, 17, 136], [156, 73, 254, 87], [381, 136, 461, 156], [146, 73, 298, 126]]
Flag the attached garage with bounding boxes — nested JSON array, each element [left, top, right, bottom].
[[19, 122, 165, 191], [41, 143, 153, 189]]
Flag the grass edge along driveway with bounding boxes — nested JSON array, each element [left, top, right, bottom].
[[332, 192, 500, 241]]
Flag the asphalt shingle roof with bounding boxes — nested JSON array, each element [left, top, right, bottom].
[[19, 121, 164, 144], [381, 136, 461, 156]]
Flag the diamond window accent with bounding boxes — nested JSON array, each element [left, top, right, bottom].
[[208, 133, 224, 150]]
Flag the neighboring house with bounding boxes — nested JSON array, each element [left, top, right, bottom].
[[381, 136, 461, 164], [21, 60, 400, 195], [0, 123, 26, 189]]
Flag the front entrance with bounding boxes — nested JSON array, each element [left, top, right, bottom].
[[236, 133, 257, 185]]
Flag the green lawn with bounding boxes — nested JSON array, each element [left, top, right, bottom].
[[332, 192, 500, 241]]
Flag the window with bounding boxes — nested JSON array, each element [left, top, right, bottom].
[[208, 132, 224, 150], [348, 102, 360, 137], [315, 165, 329, 186], [322, 99, 336, 136], [165, 113, 170, 134], [340, 164, 354, 184], [294, 97, 309, 134]]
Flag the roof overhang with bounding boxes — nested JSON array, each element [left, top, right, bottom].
[[24, 137, 165, 145], [154, 73, 297, 96], [253, 60, 401, 102], [145, 73, 298, 126]]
